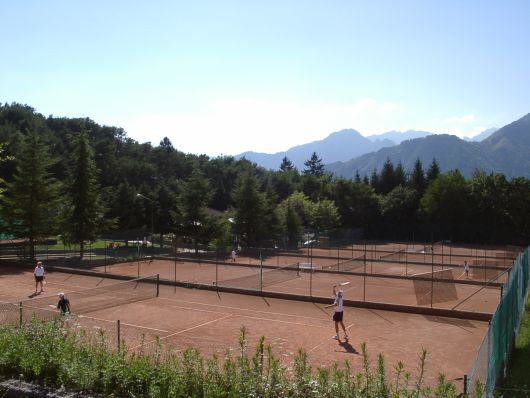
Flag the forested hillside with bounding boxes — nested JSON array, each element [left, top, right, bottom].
[[1, 103, 529, 256]]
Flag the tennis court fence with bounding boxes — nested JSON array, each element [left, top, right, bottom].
[[0, 275, 159, 326], [215, 262, 300, 290], [465, 246, 530, 397]]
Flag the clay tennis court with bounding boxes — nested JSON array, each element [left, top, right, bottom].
[[1, 263, 491, 391]]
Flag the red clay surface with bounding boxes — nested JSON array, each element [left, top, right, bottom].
[[1, 264, 490, 391]]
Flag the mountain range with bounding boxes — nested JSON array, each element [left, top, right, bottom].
[[236, 115, 528, 178]]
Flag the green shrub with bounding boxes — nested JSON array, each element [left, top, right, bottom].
[[0, 320, 475, 398]]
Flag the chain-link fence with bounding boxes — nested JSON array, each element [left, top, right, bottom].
[[466, 246, 529, 396]]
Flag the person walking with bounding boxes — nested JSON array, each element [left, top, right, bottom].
[[464, 260, 470, 279], [34, 261, 45, 293], [57, 293, 71, 315], [231, 250, 237, 262], [325, 285, 348, 340]]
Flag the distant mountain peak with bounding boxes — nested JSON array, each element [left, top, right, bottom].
[[327, 128, 363, 138], [366, 130, 433, 145]]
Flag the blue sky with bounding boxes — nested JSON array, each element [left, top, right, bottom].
[[2, 1, 529, 156]]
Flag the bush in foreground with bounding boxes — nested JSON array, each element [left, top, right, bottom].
[[0, 319, 481, 397]]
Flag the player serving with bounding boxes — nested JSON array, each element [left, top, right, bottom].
[[325, 284, 349, 340]]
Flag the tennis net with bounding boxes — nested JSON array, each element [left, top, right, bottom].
[[323, 255, 365, 272], [18, 275, 159, 322], [411, 268, 458, 305], [380, 249, 407, 262], [216, 263, 300, 290]]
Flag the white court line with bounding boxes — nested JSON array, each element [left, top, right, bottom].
[[76, 314, 171, 334], [156, 296, 331, 323], [158, 301, 329, 329], [130, 313, 233, 350], [308, 322, 355, 353]]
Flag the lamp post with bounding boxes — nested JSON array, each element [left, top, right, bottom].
[[136, 193, 154, 255]]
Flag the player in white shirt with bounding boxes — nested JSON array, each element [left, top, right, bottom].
[[34, 261, 45, 293], [325, 285, 349, 340]]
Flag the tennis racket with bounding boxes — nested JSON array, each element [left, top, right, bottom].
[[334, 282, 351, 287]]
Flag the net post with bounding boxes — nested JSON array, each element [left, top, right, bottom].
[[117, 320, 121, 352], [19, 302, 22, 326], [463, 374, 468, 395], [215, 257, 219, 290], [156, 274, 160, 297]]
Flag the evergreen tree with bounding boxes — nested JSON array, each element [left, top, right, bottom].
[[303, 152, 324, 176], [410, 158, 426, 194], [232, 171, 269, 247], [370, 169, 380, 193], [176, 168, 214, 253], [354, 170, 361, 183], [0, 143, 11, 199], [379, 157, 395, 194], [394, 161, 406, 187], [426, 158, 441, 183], [63, 131, 106, 259], [279, 156, 295, 171], [1, 130, 61, 260], [362, 175, 370, 185]]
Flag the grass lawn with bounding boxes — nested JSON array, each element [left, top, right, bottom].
[[499, 295, 530, 397]]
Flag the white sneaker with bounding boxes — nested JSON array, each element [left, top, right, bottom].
[[333, 335, 339, 340]]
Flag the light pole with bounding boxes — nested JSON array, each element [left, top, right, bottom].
[[136, 193, 154, 255]]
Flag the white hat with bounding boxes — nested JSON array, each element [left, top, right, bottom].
[[58, 292, 64, 297]]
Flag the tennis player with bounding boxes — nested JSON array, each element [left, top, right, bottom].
[[34, 261, 45, 293], [57, 293, 71, 315], [325, 285, 348, 340], [464, 260, 470, 279]]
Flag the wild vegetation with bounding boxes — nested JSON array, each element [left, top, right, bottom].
[[0, 319, 477, 398], [1, 103, 529, 262]]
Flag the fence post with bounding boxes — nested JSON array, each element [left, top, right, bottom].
[[363, 255, 367, 301], [19, 302, 22, 326], [463, 374, 468, 395], [117, 320, 121, 352], [431, 245, 434, 308], [156, 274, 160, 297]]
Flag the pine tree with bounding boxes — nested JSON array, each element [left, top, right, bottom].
[[2, 130, 61, 260], [63, 131, 106, 259], [232, 171, 268, 246], [394, 161, 406, 187], [410, 158, 426, 194], [379, 157, 395, 194], [303, 152, 325, 176], [426, 158, 441, 183], [279, 156, 295, 172], [177, 168, 214, 254]]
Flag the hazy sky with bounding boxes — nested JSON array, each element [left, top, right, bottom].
[[2, 1, 529, 156]]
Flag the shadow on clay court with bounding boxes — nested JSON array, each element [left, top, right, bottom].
[[337, 339, 359, 354], [0, 263, 31, 277], [423, 315, 477, 332], [312, 302, 332, 318]]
